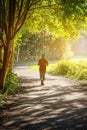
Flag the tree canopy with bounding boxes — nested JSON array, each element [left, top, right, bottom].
[[23, 0, 87, 39]]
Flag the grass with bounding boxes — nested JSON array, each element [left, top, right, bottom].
[[28, 62, 57, 72], [29, 65, 39, 71], [28, 58, 87, 81]]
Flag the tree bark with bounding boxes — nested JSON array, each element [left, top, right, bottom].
[[0, 41, 13, 91], [0, 0, 31, 91]]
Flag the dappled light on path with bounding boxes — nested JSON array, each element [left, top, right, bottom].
[[0, 66, 87, 130]]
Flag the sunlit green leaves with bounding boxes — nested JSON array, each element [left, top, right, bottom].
[[47, 59, 87, 81], [21, 0, 87, 40]]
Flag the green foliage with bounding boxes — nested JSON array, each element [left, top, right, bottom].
[[48, 59, 87, 81], [29, 58, 87, 81], [55, 60, 70, 75], [29, 65, 39, 70], [14, 29, 73, 64], [78, 69, 87, 80], [28, 62, 57, 72], [47, 63, 57, 74], [5, 70, 19, 95], [0, 92, 6, 104], [23, 0, 87, 40], [0, 70, 19, 104]]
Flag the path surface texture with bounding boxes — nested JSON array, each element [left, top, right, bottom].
[[0, 65, 87, 130]]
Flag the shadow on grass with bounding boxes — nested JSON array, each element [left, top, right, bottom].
[[0, 76, 87, 130]]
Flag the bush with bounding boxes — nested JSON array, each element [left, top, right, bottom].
[[48, 59, 87, 81], [5, 70, 19, 95], [0, 92, 6, 104], [76, 69, 87, 80], [55, 60, 70, 75], [0, 70, 19, 105]]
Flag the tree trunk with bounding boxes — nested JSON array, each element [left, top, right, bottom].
[[16, 45, 20, 62], [0, 0, 31, 91], [0, 41, 13, 91], [8, 40, 14, 69]]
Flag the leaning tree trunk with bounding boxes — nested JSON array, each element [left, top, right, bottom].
[[0, 0, 32, 91], [0, 40, 13, 91]]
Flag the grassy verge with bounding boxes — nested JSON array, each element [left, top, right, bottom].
[[29, 65, 39, 70], [28, 62, 57, 72], [29, 59, 87, 81]]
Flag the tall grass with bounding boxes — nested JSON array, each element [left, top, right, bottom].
[[47, 59, 87, 81]]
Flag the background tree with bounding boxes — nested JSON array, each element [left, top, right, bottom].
[[15, 29, 73, 63], [15, 29, 55, 63]]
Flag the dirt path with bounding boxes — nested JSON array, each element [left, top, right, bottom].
[[0, 66, 87, 130]]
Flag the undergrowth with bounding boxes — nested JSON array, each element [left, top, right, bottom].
[[48, 59, 87, 81], [0, 70, 19, 105]]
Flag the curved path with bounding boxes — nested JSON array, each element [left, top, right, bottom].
[[0, 66, 87, 130]]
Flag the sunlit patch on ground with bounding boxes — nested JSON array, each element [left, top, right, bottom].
[[63, 92, 86, 101]]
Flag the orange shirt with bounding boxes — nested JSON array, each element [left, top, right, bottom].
[[38, 58, 48, 72]]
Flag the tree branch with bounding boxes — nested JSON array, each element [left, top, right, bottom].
[[29, 4, 58, 11], [12, 1, 31, 39]]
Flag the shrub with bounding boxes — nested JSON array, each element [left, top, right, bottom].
[[0, 70, 19, 104], [5, 70, 19, 95], [0, 70, 19, 105], [76, 69, 87, 80], [55, 60, 70, 75], [0, 92, 6, 104], [48, 59, 87, 81]]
